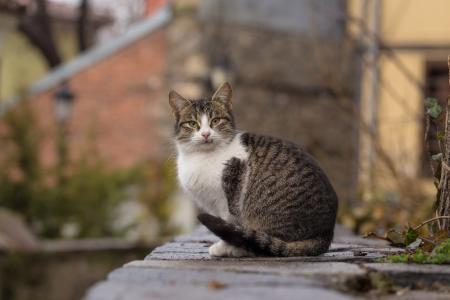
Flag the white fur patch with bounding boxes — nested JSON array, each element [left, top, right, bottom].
[[176, 133, 248, 221], [209, 240, 254, 257], [199, 115, 210, 133]]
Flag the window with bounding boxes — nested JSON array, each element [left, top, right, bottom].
[[421, 62, 450, 177]]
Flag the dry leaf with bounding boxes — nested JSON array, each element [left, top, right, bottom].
[[208, 280, 228, 290]]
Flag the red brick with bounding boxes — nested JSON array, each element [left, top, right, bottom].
[[19, 29, 168, 170]]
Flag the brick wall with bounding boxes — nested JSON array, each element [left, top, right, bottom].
[[146, 0, 168, 16], [28, 29, 169, 170]]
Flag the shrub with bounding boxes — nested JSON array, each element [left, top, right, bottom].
[[0, 103, 175, 239], [386, 239, 450, 264]]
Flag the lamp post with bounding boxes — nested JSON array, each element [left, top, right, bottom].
[[54, 84, 74, 123], [53, 83, 74, 184]]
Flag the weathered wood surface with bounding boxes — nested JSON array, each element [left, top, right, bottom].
[[85, 226, 450, 300]]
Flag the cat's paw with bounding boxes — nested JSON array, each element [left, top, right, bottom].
[[208, 240, 254, 257]]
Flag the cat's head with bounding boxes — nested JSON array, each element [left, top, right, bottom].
[[169, 83, 236, 153]]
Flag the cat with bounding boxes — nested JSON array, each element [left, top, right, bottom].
[[169, 83, 338, 257]]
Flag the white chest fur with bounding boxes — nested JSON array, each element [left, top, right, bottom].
[[176, 134, 248, 220]]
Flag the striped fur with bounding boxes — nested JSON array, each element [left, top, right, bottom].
[[198, 213, 331, 256]]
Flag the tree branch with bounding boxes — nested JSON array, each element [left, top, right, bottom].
[[17, 0, 62, 68], [77, 0, 90, 52]]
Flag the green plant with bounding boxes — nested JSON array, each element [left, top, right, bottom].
[[0, 103, 175, 239], [138, 159, 178, 237], [0, 103, 43, 224], [28, 160, 139, 238], [386, 239, 450, 264], [364, 215, 450, 264], [361, 96, 450, 264]]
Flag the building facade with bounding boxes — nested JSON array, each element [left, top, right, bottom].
[[349, 0, 450, 194]]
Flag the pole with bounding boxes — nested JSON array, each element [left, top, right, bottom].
[[366, 0, 381, 188]]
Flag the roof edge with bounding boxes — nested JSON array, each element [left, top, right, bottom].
[[0, 5, 172, 116]]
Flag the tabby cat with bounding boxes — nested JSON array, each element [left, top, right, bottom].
[[169, 83, 338, 257]]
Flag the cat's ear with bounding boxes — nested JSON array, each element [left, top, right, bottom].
[[169, 90, 190, 114], [212, 82, 232, 106]]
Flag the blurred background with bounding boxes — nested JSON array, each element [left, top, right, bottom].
[[0, 0, 449, 299]]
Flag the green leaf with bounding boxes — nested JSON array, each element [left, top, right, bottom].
[[411, 249, 427, 263], [432, 153, 443, 161], [385, 254, 408, 263], [425, 97, 443, 119]]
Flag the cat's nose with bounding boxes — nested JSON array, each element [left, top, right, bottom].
[[201, 131, 211, 140]]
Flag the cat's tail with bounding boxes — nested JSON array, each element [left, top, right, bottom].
[[197, 213, 331, 257]]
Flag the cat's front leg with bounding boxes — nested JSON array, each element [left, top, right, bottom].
[[209, 240, 254, 257], [222, 157, 246, 217]]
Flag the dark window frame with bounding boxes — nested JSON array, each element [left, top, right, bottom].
[[421, 61, 449, 177]]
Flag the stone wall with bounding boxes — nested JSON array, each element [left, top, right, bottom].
[[218, 26, 358, 202]]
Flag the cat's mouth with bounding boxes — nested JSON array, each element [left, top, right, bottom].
[[202, 139, 213, 144], [194, 138, 215, 146]]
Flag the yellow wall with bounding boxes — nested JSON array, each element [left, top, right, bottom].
[[376, 53, 423, 183], [0, 22, 78, 100], [349, 0, 450, 190], [1, 31, 48, 99], [380, 0, 450, 45], [349, 0, 450, 44]]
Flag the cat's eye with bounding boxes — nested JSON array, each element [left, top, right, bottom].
[[182, 121, 198, 129], [210, 118, 221, 126]]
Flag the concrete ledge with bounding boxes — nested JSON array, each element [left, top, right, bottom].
[[85, 226, 450, 300]]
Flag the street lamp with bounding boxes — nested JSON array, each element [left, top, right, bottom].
[[53, 83, 74, 184], [53, 84, 74, 123]]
